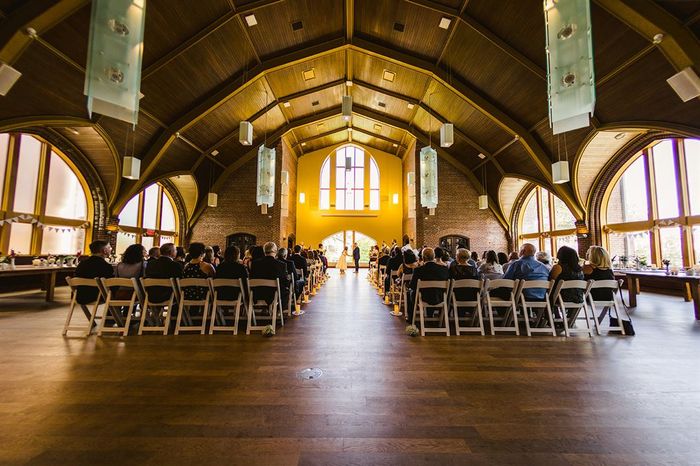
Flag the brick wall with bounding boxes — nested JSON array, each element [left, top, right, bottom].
[[415, 153, 508, 254], [278, 139, 297, 248]]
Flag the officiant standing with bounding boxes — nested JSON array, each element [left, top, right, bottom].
[[352, 243, 361, 273]]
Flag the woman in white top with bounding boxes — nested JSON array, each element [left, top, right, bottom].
[[337, 246, 349, 274], [478, 250, 504, 280]]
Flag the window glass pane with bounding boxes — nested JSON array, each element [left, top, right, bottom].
[[141, 236, 154, 250], [370, 190, 379, 210], [116, 232, 134, 255], [652, 140, 680, 219], [555, 235, 578, 254], [553, 196, 575, 230], [685, 139, 700, 216], [607, 156, 649, 224], [8, 222, 33, 254], [142, 184, 159, 229], [354, 190, 363, 210], [521, 193, 538, 234], [354, 148, 365, 167], [608, 231, 651, 267], [320, 158, 330, 189], [336, 188, 345, 210], [321, 231, 344, 263], [0, 133, 8, 201], [370, 159, 379, 189], [320, 189, 330, 210], [160, 235, 174, 246], [120, 195, 139, 227], [354, 166, 364, 188], [345, 190, 354, 210], [41, 226, 85, 255], [659, 227, 683, 267], [336, 148, 345, 167], [45, 152, 87, 220], [543, 239, 552, 256], [693, 226, 700, 266], [160, 193, 176, 231], [13, 134, 42, 213], [541, 190, 550, 231]]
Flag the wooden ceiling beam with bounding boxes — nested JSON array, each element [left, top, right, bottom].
[[595, 0, 700, 72], [0, 0, 88, 65]]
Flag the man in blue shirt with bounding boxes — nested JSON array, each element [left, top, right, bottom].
[[503, 243, 550, 300]]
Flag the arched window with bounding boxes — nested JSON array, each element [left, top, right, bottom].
[[603, 138, 699, 267], [319, 145, 379, 211], [518, 186, 577, 255], [0, 133, 90, 255], [116, 183, 178, 254]]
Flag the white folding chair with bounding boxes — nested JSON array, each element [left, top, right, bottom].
[[139, 278, 177, 335], [97, 278, 138, 337], [175, 278, 211, 335], [378, 265, 387, 296], [394, 274, 412, 317], [412, 279, 450, 336], [587, 279, 631, 336], [551, 279, 594, 337], [450, 279, 485, 335], [516, 280, 557, 337], [388, 270, 400, 304], [247, 278, 282, 334], [63, 277, 103, 337], [208, 278, 245, 335], [484, 279, 520, 335]]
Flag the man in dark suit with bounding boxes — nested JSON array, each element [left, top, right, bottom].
[[215, 245, 249, 301], [352, 243, 361, 273], [74, 240, 114, 319], [290, 244, 308, 282], [408, 248, 449, 323], [277, 247, 303, 298], [384, 247, 404, 294], [144, 242, 183, 303], [250, 242, 289, 305]]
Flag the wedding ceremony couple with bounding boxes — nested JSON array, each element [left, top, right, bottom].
[[336, 243, 361, 274]]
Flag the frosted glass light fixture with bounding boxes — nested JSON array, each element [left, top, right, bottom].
[[392, 193, 399, 205], [299, 192, 306, 204], [207, 192, 218, 207], [256, 145, 276, 208], [440, 123, 454, 147], [84, 0, 146, 126], [552, 160, 570, 184], [342, 95, 352, 122], [239, 121, 253, 145], [419, 146, 438, 209], [478, 194, 488, 210], [122, 155, 140, 179], [544, 0, 595, 134]]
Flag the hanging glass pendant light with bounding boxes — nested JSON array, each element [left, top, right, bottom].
[[544, 0, 595, 134], [239, 121, 253, 145], [420, 146, 438, 209], [342, 95, 352, 122], [84, 0, 146, 126], [440, 123, 453, 147], [256, 145, 276, 209], [207, 192, 218, 207], [122, 156, 140, 180]]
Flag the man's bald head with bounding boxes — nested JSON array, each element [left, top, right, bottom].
[[422, 247, 435, 262], [520, 243, 536, 257]]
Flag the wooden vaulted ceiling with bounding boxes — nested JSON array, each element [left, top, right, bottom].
[[2, 0, 700, 228]]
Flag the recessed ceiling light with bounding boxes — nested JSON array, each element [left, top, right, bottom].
[[392, 143, 398, 148], [301, 142, 307, 146], [407, 103, 415, 109], [303, 68, 316, 81], [348, 128, 353, 132], [439, 17, 452, 29], [377, 101, 386, 108], [311, 100, 320, 106], [373, 124, 382, 131], [244, 14, 257, 27], [478, 153, 486, 159], [282, 101, 291, 108], [382, 69, 395, 82], [393, 22, 405, 32], [211, 149, 219, 156], [291, 20, 303, 31], [346, 80, 353, 87], [614, 132, 626, 140]]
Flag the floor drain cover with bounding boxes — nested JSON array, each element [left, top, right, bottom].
[[298, 368, 323, 380]]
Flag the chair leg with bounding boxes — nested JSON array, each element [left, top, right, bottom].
[[233, 302, 241, 336], [453, 301, 460, 336], [487, 298, 495, 336], [614, 301, 626, 336], [175, 304, 185, 335], [477, 301, 485, 336], [209, 299, 217, 335], [588, 298, 601, 336], [63, 298, 77, 336], [521, 300, 531, 337], [85, 302, 100, 337], [545, 301, 556, 336], [419, 303, 426, 337], [96, 297, 110, 337], [200, 300, 209, 335], [443, 302, 450, 336]]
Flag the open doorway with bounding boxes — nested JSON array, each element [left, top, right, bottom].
[[321, 230, 376, 267]]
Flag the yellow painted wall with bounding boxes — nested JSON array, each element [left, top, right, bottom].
[[296, 143, 403, 248]]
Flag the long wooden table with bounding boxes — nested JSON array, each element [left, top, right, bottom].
[[620, 270, 700, 320], [0, 265, 76, 302]]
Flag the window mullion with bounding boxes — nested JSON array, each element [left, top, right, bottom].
[[644, 151, 660, 265], [675, 139, 693, 266], [136, 192, 145, 244], [0, 134, 19, 253], [31, 141, 51, 256]]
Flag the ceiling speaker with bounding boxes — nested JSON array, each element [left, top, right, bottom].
[[667, 67, 700, 102], [0, 63, 21, 96]]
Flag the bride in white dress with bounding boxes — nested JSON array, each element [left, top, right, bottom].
[[337, 246, 349, 274]]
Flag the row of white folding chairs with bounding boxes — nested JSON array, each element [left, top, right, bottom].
[[407, 278, 630, 337], [63, 277, 286, 337]]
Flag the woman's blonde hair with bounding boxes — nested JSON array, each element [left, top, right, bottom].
[[586, 245, 612, 269]]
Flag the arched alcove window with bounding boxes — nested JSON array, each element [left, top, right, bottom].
[[319, 145, 379, 211], [603, 138, 699, 267], [518, 186, 577, 255], [0, 133, 91, 255], [116, 183, 178, 254]]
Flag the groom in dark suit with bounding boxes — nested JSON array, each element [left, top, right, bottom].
[[352, 243, 361, 273]]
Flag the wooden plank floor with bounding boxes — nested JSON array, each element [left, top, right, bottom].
[[1, 270, 700, 465]]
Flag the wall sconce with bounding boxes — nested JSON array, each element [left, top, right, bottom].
[[299, 192, 306, 204], [392, 193, 399, 204]]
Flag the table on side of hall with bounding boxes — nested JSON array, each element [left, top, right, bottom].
[[0, 265, 76, 302], [616, 270, 700, 320]]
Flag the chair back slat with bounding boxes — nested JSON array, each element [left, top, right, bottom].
[[66, 277, 100, 288], [416, 280, 449, 290], [178, 278, 211, 288], [519, 279, 552, 290], [588, 279, 618, 290], [485, 278, 517, 290], [558, 279, 589, 290], [451, 279, 482, 289], [248, 279, 279, 288], [102, 278, 137, 288], [211, 278, 242, 289]]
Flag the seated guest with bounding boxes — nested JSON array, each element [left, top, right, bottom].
[[74, 240, 114, 317], [242, 247, 253, 269], [434, 247, 447, 266], [250, 246, 265, 263], [144, 243, 183, 303], [443, 251, 452, 266], [583, 245, 615, 301], [478, 250, 504, 280], [319, 251, 328, 273], [385, 247, 404, 293], [147, 247, 160, 264], [408, 248, 450, 323], [550, 245, 585, 306], [182, 242, 215, 300], [497, 252, 509, 266], [470, 251, 480, 266], [250, 242, 289, 305], [536, 251, 553, 271], [290, 245, 309, 281], [216, 245, 249, 301], [175, 246, 186, 264], [502, 251, 519, 274], [116, 244, 147, 279], [449, 247, 480, 303], [277, 247, 302, 297], [212, 245, 223, 266], [397, 249, 419, 278], [503, 243, 550, 300], [204, 246, 218, 267]]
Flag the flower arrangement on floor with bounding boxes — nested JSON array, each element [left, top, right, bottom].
[[262, 324, 275, 337], [405, 325, 419, 337]]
